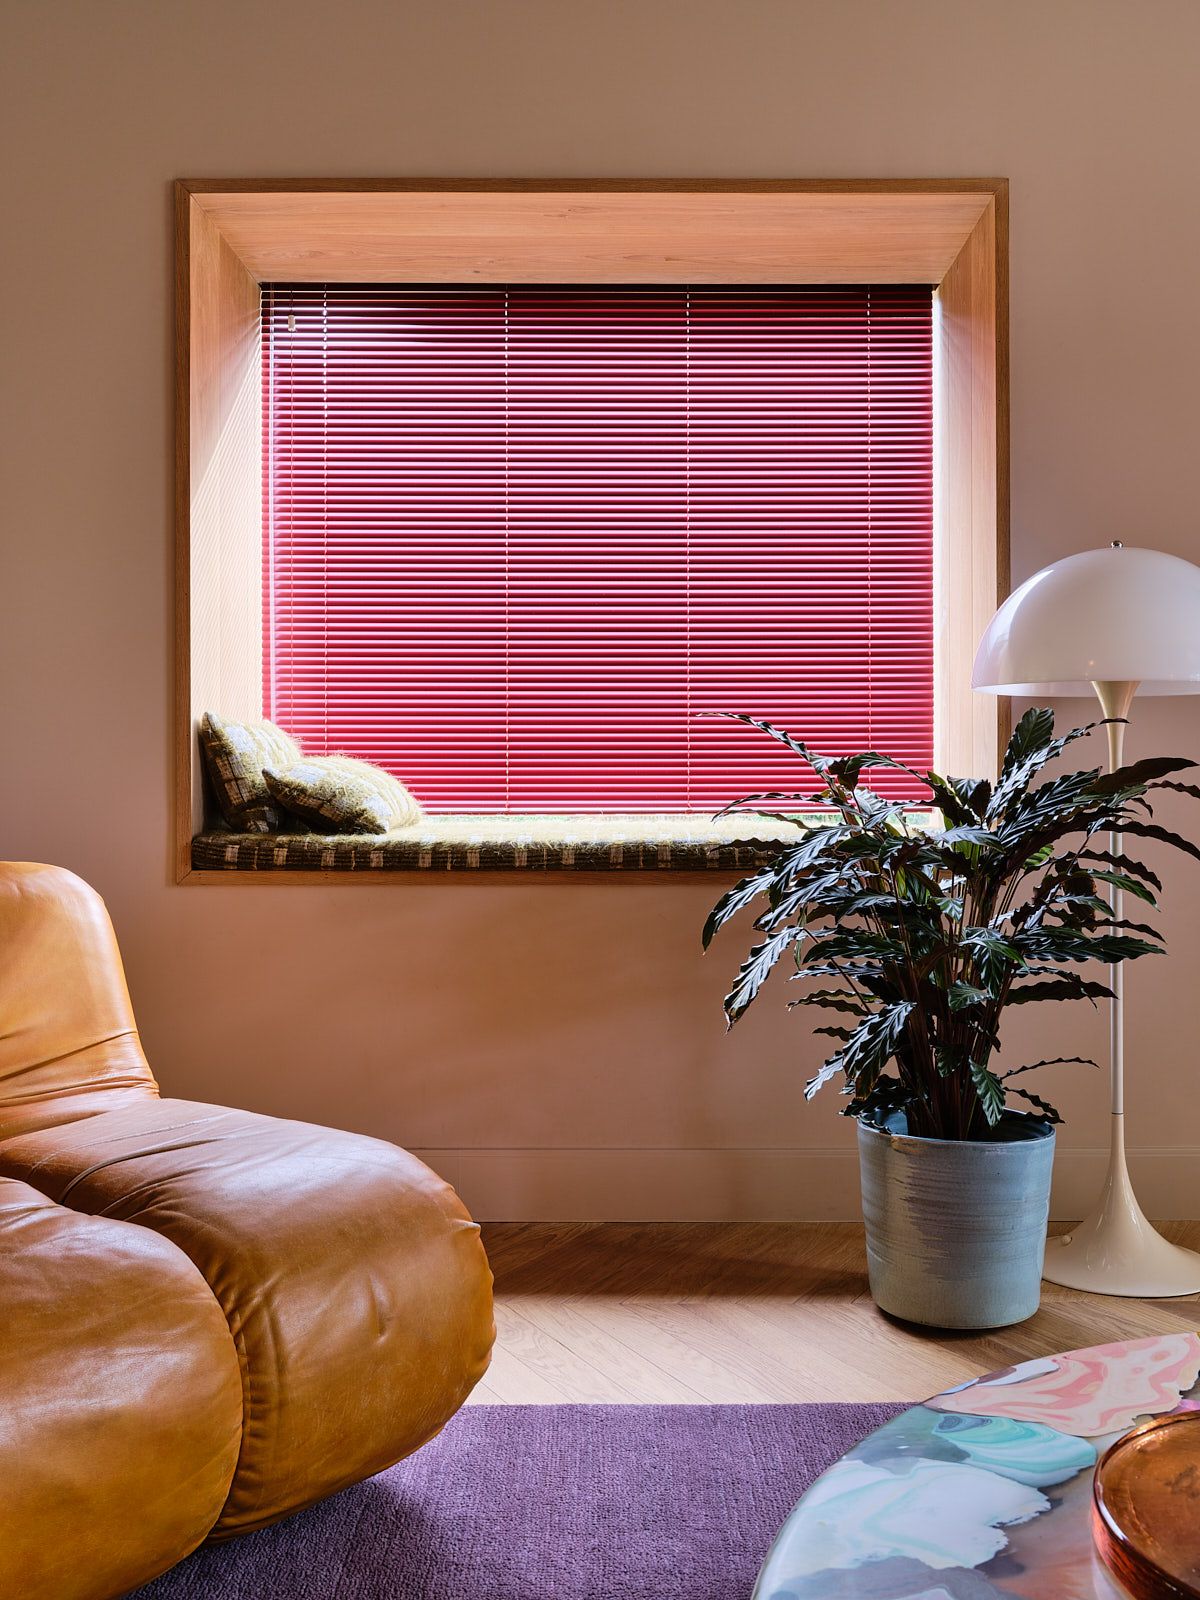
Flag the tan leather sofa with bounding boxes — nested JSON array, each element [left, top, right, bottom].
[[0, 863, 494, 1600]]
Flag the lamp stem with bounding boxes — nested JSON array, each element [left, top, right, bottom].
[[1093, 680, 1137, 1122]]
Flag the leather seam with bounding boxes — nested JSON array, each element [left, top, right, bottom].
[[0, 1028, 145, 1076], [1, 1116, 238, 1184]]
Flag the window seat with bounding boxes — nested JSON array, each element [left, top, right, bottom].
[[191, 813, 801, 873]]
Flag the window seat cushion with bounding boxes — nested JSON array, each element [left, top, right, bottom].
[[191, 812, 800, 873]]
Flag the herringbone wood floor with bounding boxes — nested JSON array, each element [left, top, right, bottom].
[[466, 1221, 1200, 1404]]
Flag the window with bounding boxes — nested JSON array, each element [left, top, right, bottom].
[[177, 180, 1007, 880], [263, 283, 933, 813]]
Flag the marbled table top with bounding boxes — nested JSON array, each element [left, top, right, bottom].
[[755, 1332, 1200, 1599]]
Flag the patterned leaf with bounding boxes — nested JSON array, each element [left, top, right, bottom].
[[1006, 1086, 1063, 1123], [1078, 848, 1161, 889], [960, 926, 1022, 984], [939, 825, 998, 848], [1007, 978, 1113, 1005], [701, 866, 777, 949], [1001, 1055, 1098, 1079], [1000, 707, 1056, 779], [787, 989, 869, 1015], [1121, 819, 1200, 865], [1089, 756, 1198, 795], [969, 1060, 1006, 1126], [948, 981, 993, 1011], [723, 924, 807, 1024], [988, 723, 1102, 820], [924, 772, 975, 826], [1154, 780, 1200, 801], [702, 712, 817, 763], [1087, 869, 1159, 906], [805, 1000, 916, 1101]]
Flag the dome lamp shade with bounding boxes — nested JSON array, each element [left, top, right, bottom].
[[972, 545, 1200, 696]]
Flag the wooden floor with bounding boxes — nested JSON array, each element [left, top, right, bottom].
[[467, 1221, 1200, 1404]]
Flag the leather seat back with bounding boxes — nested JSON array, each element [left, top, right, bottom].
[[0, 863, 158, 1139]]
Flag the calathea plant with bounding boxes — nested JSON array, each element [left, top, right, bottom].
[[703, 708, 1200, 1141]]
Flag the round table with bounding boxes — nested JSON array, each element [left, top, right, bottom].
[[754, 1333, 1200, 1599]]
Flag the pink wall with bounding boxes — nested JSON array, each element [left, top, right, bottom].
[[4, 0, 1200, 1218]]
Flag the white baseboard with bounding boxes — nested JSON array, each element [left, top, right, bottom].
[[412, 1146, 1200, 1223]]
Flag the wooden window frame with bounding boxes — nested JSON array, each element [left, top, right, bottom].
[[174, 178, 1009, 885]]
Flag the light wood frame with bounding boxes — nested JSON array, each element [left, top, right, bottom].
[[175, 178, 1009, 884]]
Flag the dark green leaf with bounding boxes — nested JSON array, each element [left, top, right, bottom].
[[1087, 870, 1160, 906], [988, 726, 1103, 820], [755, 868, 867, 930], [1088, 756, 1198, 795], [939, 826, 998, 847], [1000, 707, 1055, 779], [829, 752, 925, 789], [793, 963, 886, 982], [810, 931, 908, 963], [1014, 928, 1162, 964], [1153, 780, 1200, 801], [839, 891, 909, 917], [948, 981, 993, 1011], [844, 1074, 912, 1124], [723, 925, 806, 1024], [1098, 916, 1162, 939], [924, 772, 976, 827], [1007, 978, 1114, 1005], [960, 926, 1022, 983], [702, 866, 777, 949], [1001, 1055, 1098, 1079], [1120, 819, 1200, 865], [733, 809, 821, 829], [1023, 844, 1056, 871], [703, 712, 816, 764], [786, 989, 869, 1015], [964, 778, 994, 816], [969, 1060, 1006, 1126], [1006, 1086, 1063, 1123], [713, 790, 821, 817], [805, 1000, 916, 1100]]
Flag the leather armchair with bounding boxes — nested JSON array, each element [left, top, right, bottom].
[[0, 863, 494, 1600]]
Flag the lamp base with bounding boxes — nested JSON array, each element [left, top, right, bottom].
[[1043, 1168, 1200, 1298]]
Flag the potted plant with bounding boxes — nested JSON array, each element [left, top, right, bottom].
[[703, 708, 1199, 1329]]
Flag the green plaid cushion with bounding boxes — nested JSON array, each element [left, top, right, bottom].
[[263, 756, 424, 834], [199, 711, 302, 832]]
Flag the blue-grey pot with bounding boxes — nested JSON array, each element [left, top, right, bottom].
[[857, 1109, 1056, 1330]]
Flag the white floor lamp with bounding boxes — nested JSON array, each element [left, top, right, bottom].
[[972, 544, 1200, 1297]]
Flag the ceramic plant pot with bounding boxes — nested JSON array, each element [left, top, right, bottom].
[[857, 1109, 1056, 1329]]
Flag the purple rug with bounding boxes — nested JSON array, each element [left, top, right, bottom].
[[129, 1403, 904, 1599]]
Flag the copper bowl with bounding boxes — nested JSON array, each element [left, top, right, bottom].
[[1093, 1410, 1200, 1599]]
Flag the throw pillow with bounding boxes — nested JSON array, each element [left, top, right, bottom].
[[199, 711, 302, 833], [262, 756, 424, 835]]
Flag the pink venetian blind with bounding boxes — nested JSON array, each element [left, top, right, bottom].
[[263, 284, 933, 812]]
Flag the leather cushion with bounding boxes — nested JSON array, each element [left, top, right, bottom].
[[0, 863, 158, 1140], [0, 1099, 495, 1537], [0, 1176, 242, 1600]]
